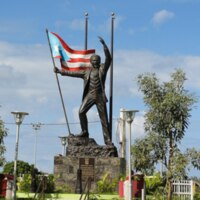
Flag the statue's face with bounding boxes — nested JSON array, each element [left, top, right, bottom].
[[90, 55, 100, 68]]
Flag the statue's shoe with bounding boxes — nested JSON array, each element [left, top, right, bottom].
[[76, 131, 89, 138], [105, 139, 113, 146]]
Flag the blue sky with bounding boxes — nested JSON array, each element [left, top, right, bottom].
[[0, 0, 200, 176]]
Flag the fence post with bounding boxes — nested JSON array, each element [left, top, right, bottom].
[[191, 180, 193, 200], [141, 181, 146, 200]]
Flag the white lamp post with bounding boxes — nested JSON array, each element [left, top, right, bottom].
[[122, 110, 138, 200], [59, 136, 68, 156], [32, 123, 42, 168], [11, 111, 29, 200]]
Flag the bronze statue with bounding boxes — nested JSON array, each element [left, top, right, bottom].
[[54, 37, 112, 145]]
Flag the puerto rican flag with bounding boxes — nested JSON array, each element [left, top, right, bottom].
[[48, 31, 95, 71]]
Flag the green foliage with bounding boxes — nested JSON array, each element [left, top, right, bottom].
[[2, 160, 41, 193], [3, 160, 35, 176], [118, 173, 126, 181], [137, 69, 196, 143], [7, 166, 55, 194], [88, 194, 101, 200], [191, 177, 200, 183], [194, 192, 200, 200], [0, 116, 8, 167], [18, 174, 31, 192], [145, 173, 165, 195], [131, 133, 166, 175], [45, 174, 55, 193], [137, 69, 198, 199], [186, 148, 200, 170], [96, 173, 118, 194], [172, 149, 189, 179]]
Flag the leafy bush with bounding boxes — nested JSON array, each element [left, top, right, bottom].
[[45, 174, 55, 193], [96, 173, 118, 194], [17, 173, 55, 193], [18, 174, 31, 192], [145, 173, 165, 195], [194, 192, 200, 200]]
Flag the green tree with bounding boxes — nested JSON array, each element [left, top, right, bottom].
[[0, 115, 8, 166], [132, 132, 167, 175], [132, 133, 190, 178], [3, 160, 36, 176], [136, 69, 198, 200], [186, 148, 200, 170]]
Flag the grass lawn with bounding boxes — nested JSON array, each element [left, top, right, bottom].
[[17, 192, 122, 199]]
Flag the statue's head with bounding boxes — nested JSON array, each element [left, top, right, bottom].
[[90, 54, 101, 68]]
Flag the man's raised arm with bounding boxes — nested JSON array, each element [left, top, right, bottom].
[[98, 36, 112, 68]]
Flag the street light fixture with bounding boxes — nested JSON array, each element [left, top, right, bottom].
[[122, 110, 138, 200], [32, 123, 42, 168], [11, 111, 29, 200], [59, 136, 68, 156]]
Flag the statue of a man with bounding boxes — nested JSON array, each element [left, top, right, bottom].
[[54, 37, 112, 145]]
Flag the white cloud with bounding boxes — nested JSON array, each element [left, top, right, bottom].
[[113, 50, 200, 98], [132, 114, 145, 138], [152, 9, 175, 26], [1, 41, 200, 117], [0, 64, 26, 87], [2, 41, 200, 173]]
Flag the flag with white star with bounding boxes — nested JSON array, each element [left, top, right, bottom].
[[48, 31, 95, 71]]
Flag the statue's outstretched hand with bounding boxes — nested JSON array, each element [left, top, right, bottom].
[[98, 36, 105, 45]]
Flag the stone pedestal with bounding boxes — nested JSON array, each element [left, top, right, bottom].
[[54, 156, 126, 192], [54, 135, 126, 192], [66, 135, 118, 157]]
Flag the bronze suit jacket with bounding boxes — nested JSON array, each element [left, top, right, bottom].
[[60, 45, 112, 103]]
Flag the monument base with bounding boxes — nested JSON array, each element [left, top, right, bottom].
[[54, 156, 126, 193], [54, 135, 125, 193], [66, 135, 118, 157]]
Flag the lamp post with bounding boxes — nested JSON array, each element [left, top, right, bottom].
[[32, 123, 42, 168], [59, 136, 68, 156], [11, 111, 29, 200], [122, 110, 138, 200]]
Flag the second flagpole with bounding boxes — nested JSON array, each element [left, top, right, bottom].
[[84, 12, 88, 50], [109, 12, 115, 142]]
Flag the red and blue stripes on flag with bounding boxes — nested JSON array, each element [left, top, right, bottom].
[[48, 31, 95, 71]]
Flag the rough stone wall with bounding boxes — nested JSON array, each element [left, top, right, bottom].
[[54, 156, 126, 192]]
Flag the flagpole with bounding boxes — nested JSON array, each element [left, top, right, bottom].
[[109, 12, 115, 142], [46, 29, 71, 135], [84, 12, 88, 50]]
